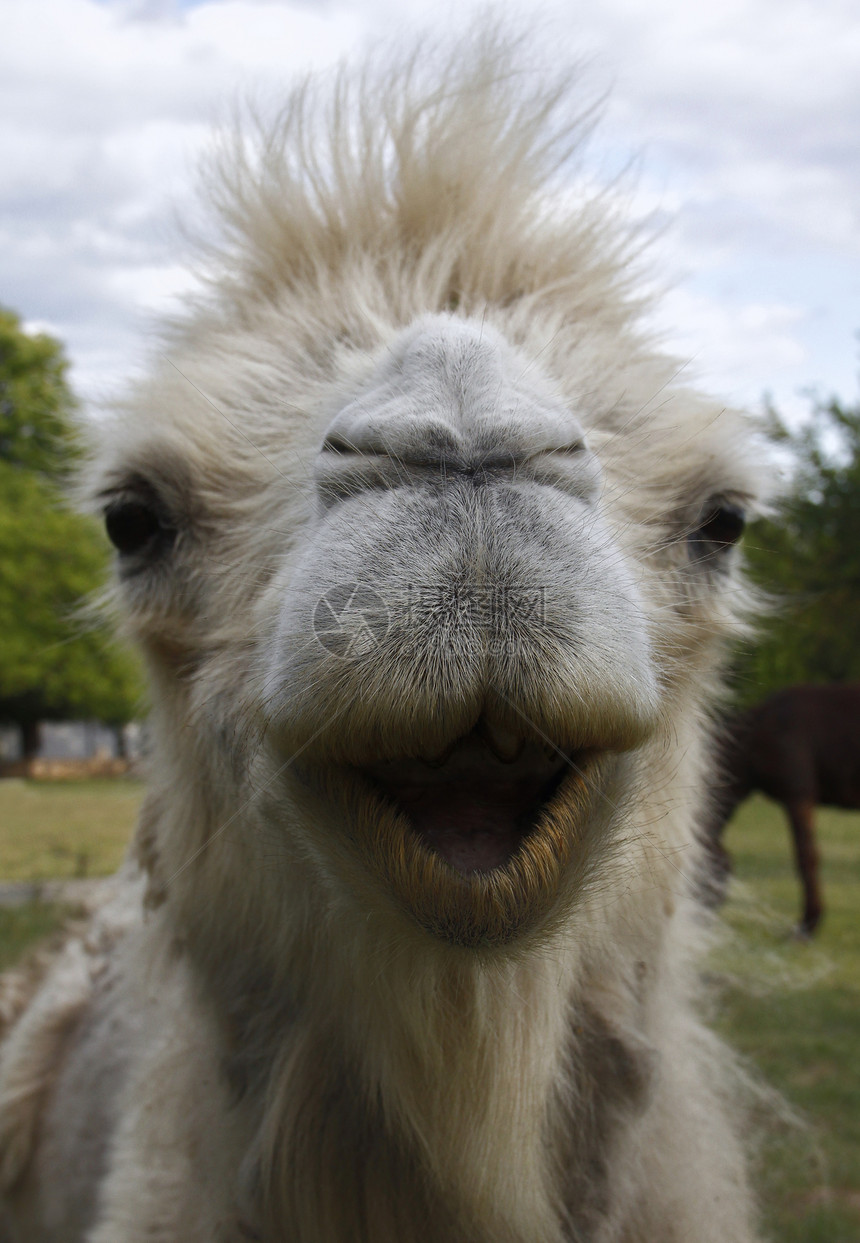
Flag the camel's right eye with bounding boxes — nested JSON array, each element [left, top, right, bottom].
[[687, 499, 746, 564], [104, 495, 175, 560]]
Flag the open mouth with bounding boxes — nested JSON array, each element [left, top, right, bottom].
[[361, 721, 587, 874]]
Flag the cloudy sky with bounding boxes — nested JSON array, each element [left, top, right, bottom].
[[2, 0, 858, 421]]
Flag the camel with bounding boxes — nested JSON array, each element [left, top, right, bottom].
[[708, 682, 860, 935], [0, 34, 768, 1243]]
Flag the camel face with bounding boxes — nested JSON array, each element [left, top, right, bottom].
[[89, 287, 757, 955], [262, 316, 659, 945]]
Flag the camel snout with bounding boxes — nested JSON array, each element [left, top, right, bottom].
[[315, 315, 600, 507]]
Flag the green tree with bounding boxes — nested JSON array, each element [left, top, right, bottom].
[[0, 309, 142, 755], [0, 308, 77, 477], [734, 395, 860, 703]]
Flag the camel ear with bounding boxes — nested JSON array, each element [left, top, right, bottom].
[[687, 498, 746, 566]]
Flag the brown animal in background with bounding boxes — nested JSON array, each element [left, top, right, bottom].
[[709, 683, 860, 935]]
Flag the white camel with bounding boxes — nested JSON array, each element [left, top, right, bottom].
[[0, 34, 765, 1243]]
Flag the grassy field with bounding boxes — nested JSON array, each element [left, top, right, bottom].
[[715, 796, 860, 1241], [0, 902, 72, 973], [0, 780, 856, 1238], [0, 777, 141, 880]]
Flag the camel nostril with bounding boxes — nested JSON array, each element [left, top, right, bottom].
[[321, 435, 361, 456]]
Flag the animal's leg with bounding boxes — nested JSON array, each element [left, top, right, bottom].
[[785, 799, 822, 935], [701, 835, 733, 907]]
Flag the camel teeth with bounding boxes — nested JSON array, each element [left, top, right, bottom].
[[478, 719, 525, 764]]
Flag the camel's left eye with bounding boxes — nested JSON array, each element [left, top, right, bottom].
[[688, 500, 746, 563], [104, 495, 175, 561]]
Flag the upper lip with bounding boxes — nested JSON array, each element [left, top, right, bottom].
[[378, 714, 572, 769], [364, 721, 575, 785], [421, 716, 534, 767]]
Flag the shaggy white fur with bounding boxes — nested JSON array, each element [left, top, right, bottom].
[[0, 30, 766, 1243]]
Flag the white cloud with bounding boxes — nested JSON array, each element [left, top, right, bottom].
[[1, 0, 857, 412], [649, 288, 808, 393]]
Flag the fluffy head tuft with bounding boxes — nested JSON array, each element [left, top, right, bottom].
[[191, 28, 640, 333]]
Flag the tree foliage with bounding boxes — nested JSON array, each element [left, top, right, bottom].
[[734, 395, 860, 704], [0, 308, 77, 477], [0, 309, 142, 739]]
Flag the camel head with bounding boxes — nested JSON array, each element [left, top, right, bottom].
[[87, 56, 762, 962]]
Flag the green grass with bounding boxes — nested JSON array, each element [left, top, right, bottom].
[[717, 796, 860, 1241], [0, 777, 142, 880], [0, 781, 856, 1238], [0, 778, 142, 991], [0, 902, 72, 973]]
